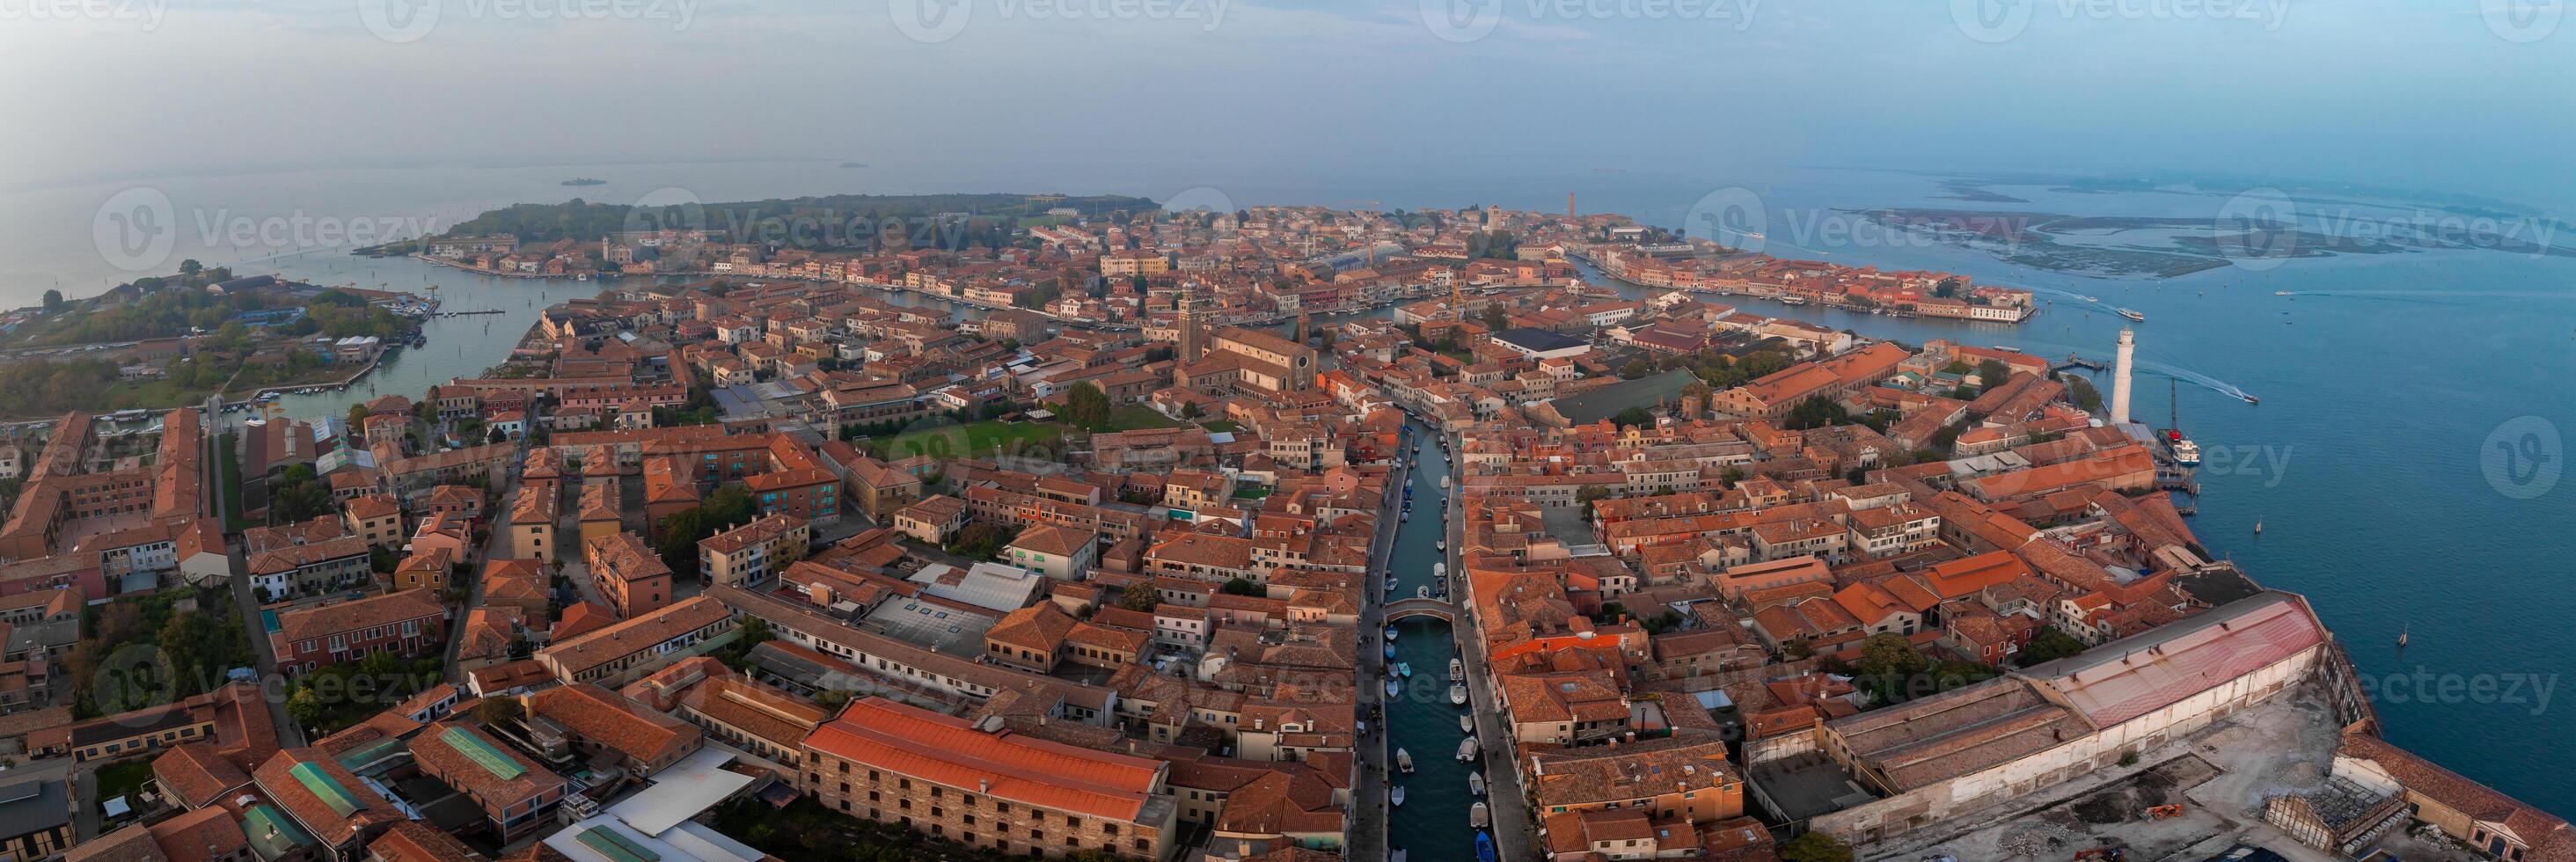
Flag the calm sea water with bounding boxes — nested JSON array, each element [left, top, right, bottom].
[[6, 162, 2571, 816]]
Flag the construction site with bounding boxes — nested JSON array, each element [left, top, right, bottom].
[[1865, 690, 2495, 862]]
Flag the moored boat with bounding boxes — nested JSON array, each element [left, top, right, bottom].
[[1460, 713, 1473, 733], [1450, 683, 1468, 706], [1396, 749, 1414, 772], [1416, 585, 1429, 599], [1399, 662, 1413, 678], [1475, 831, 1497, 862], [1385, 678, 1399, 697], [1470, 801, 1489, 828], [1457, 737, 1478, 761], [1469, 771, 1485, 796], [1384, 625, 1398, 641], [1391, 785, 1405, 807], [1449, 658, 1465, 681]]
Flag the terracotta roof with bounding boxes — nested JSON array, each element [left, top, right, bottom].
[[271, 590, 445, 645], [530, 683, 700, 766], [803, 698, 1167, 822], [344, 494, 401, 521], [987, 603, 1079, 654], [151, 742, 250, 809], [367, 821, 482, 862], [1007, 523, 1094, 558]]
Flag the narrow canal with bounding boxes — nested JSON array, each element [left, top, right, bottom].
[[1383, 419, 1480, 862]]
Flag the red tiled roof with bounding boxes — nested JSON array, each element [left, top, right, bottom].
[[803, 698, 1165, 822]]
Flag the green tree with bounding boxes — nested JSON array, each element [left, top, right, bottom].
[[1611, 406, 1654, 428], [1783, 395, 1850, 431], [2018, 626, 2089, 666], [1619, 359, 1652, 379], [40, 289, 65, 311], [1117, 587, 1161, 612], [1059, 382, 1112, 430], [1576, 484, 1614, 522], [287, 687, 322, 725], [1480, 303, 1509, 332], [2066, 374, 2104, 413], [1180, 401, 1203, 420], [1977, 359, 2013, 388], [1220, 577, 1261, 596], [1780, 831, 1854, 862], [1854, 633, 1933, 703], [473, 698, 523, 726]]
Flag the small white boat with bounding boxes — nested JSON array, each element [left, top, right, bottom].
[[1396, 749, 1415, 773], [1385, 679, 1400, 698], [1401, 510, 1409, 522], [1433, 562, 1445, 580], [1393, 850, 1406, 862], [1436, 539, 1446, 552], [1457, 737, 1478, 761], [1450, 659, 1465, 681], [1391, 785, 1406, 807], [1470, 800, 1489, 828], [1416, 585, 1430, 599], [1399, 662, 1413, 678], [1450, 684, 1469, 706], [1469, 771, 1485, 796], [1460, 713, 1473, 732]]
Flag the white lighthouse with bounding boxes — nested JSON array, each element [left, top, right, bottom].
[[2111, 327, 2135, 425]]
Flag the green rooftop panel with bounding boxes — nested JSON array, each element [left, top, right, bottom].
[[577, 826, 662, 862], [441, 727, 528, 780], [288, 761, 361, 817]]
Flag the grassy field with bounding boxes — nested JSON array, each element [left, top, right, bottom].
[[93, 760, 155, 809], [868, 420, 1068, 462], [1101, 405, 1179, 432]]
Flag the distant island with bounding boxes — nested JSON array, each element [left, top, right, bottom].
[[560, 178, 605, 186], [840, 162, 868, 168]]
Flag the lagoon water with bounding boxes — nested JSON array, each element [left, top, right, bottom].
[[6, 162, 2572, 815]]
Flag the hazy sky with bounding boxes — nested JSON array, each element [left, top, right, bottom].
[[3, 0, 2571, 208]]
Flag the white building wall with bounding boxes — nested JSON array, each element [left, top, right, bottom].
[[1810, 644, 2322, 844]]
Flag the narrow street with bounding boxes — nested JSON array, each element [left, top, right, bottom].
[[204, 396, 306, 749]]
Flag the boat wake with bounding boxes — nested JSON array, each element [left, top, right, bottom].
[[2137, 362, 2254, 403]]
